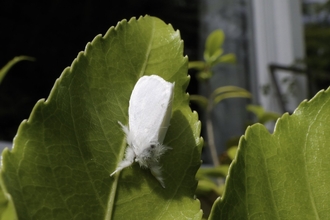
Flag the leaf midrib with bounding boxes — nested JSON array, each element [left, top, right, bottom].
[[104, 18, 156, 220]]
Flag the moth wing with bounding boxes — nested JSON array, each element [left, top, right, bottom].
[[128, 75, 174, 149]]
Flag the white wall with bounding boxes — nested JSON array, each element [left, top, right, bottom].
[[251, 0, 306, 113]]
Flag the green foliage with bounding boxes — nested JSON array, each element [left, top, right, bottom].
[[194, 146, 235, 199], [190, 95, 209, 109], [226, 146, 237, 160], [0, 56, 35, 84], [209, 88, 330, 219], [204, 30, 225, 65], [189, 31, 249, 208], [195, 165, 228, 197], [189, 29, 236, 81], [0, 16, 202, 220], [195, 104, 279, 202], [190, 86, 251, 111], [212, 86, 251, 105]]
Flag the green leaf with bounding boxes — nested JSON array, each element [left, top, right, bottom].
[[213, 91, 251, 105], [204, 30, 225, 62], [188, 61, 206, 71], [226, 146, 237, 161], [204, 49, 223, 65], [196, 165, 229, 179], [196, 180, 222, 196], [209, 88, 330, 219], [196, 165, 228, 197], [214, 53, 236, 65], [190, 95, 208, 110], [197, 70, 213, 81], [211, 86, 251, 105], [0, 56, 35, 84], [212, 86, 250, 97], [1, 16, 203, 220]]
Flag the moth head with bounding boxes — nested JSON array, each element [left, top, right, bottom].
[[134, 142, 169, 167]]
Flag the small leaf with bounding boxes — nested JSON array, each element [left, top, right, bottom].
[[213, 91, 251, 105], [196, 165, 229, 178], [204, 49, 223, 65], [0, 56, 35, 84], [212, 86, 251, 105], [226, 146, 237, 160], [196, 180, 222, 196], [212, 86, 250, 97], [1, 16, 203, 220], [197, 70, 213, 81], [209, 87, 330, 219], [204, 30, 225, 61], [188, 61, 206, 71], [214, 53, 236, 65], [190, 95, 208, 110]]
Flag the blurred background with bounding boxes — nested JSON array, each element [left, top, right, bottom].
[[1, 0, 330, 163]]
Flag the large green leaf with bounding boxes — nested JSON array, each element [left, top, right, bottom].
[[1, 16, 202, 220], [209, 88, 330, 219], [204, 30, 224, 63]]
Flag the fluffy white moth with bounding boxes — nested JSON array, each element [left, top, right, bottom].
[[110, 75, 174, 188]]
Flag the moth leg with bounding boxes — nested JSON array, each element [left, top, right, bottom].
[[110, 146, 135, 176], [149, 162, 165, 188]]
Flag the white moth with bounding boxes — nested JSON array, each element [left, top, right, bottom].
[[110, 75, 175, 188]]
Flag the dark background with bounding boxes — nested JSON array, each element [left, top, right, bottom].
[[0, 0, 199, 141]]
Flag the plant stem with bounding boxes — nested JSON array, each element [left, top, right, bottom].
[[206, 96, 219, 167]]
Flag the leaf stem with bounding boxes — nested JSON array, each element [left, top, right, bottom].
[[206, 95, 219, 168], [105, 137, 128, 220], [205, 79, 219, 168]]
